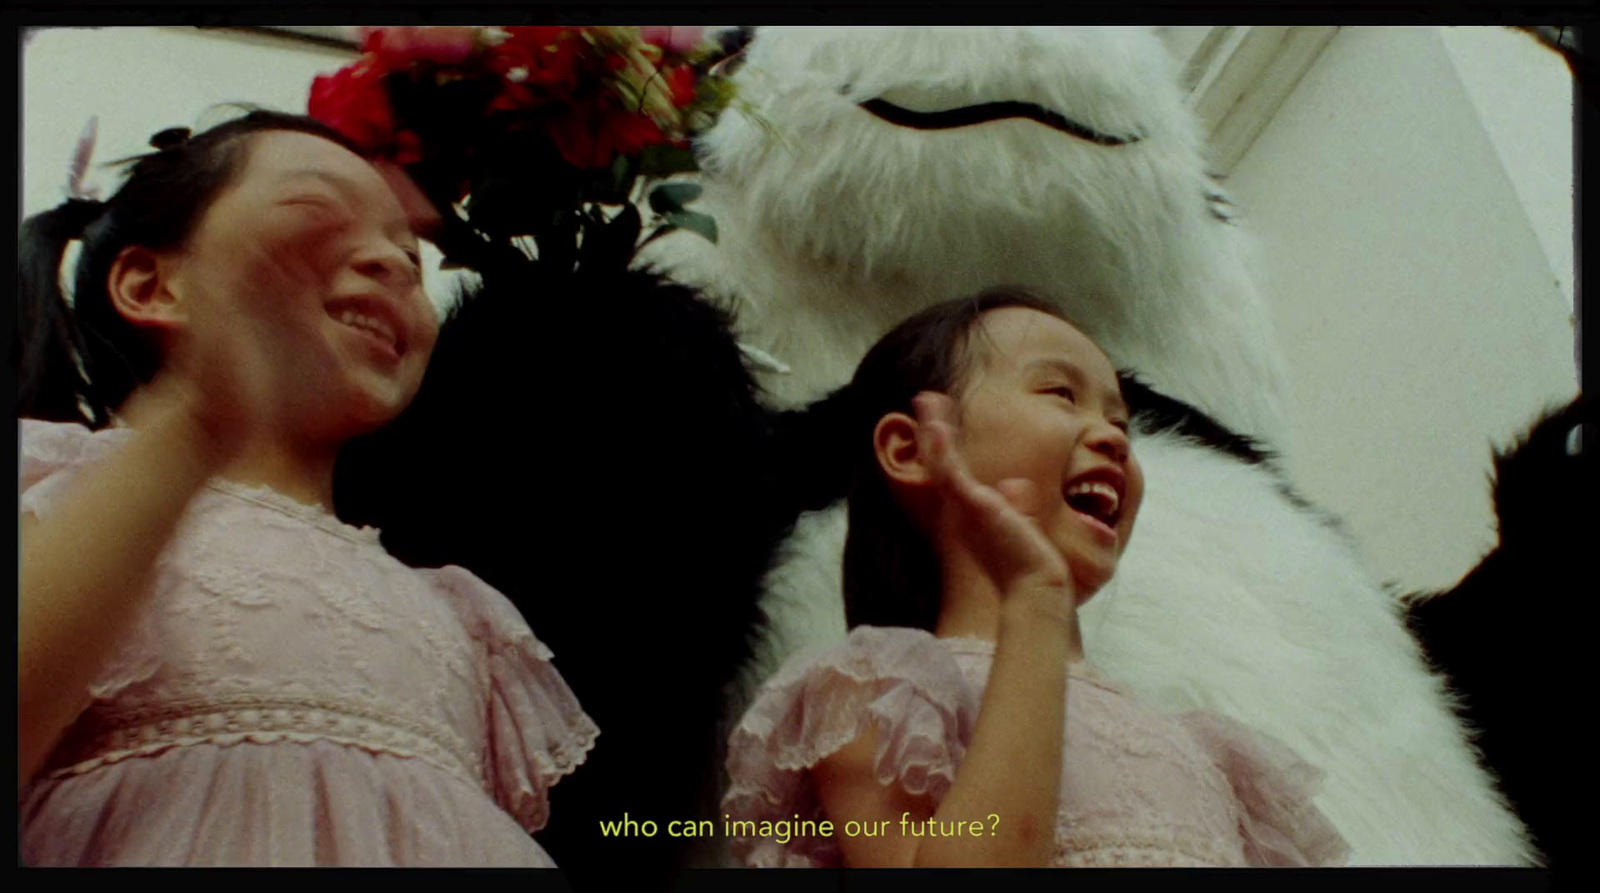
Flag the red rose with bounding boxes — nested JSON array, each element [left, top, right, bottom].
[[604, 109, 668, 156], [496, 27, 585, 88], [502, 26, 566, 49], [548, 102, 668, 169], [488, 79, 537, 113], [486, 26, 589, 113], [308, 61, 397, 154], [662, 64, 697, 108], [359, 27, 478, 71], [547, 111, 602, 169]]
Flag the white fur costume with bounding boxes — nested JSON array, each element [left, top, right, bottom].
[[639, 26, 1532, 865]]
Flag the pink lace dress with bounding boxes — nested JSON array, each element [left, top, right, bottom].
[[19, 419, 600, 866], [724, 626, 1350, 867]]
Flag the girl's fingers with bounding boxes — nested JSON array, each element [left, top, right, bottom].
[[914, 392, 972, 486], [912, 391, 1068, 589]]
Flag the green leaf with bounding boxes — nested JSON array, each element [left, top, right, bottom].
[[648, 182, 704, 215], [664, 209, 717, 244], [638, 143, 699, 177]]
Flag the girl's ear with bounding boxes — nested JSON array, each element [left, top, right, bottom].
[[873, 411, 934, 487], [106, 246, 185, 333]]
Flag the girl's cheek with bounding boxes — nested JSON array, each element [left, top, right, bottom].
[[252, 227, 340, 297]]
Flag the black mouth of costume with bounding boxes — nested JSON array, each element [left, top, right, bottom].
[[858, 98, 1143, 146]]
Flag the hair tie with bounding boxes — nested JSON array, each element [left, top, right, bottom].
[[149, 126, 192, 151]]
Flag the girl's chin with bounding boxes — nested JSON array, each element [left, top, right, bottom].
[[1069, 559, 1117, 606]]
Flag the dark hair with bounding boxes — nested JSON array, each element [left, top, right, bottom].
[[15, 109, 365, 427], [840, 287, 1074, 631]]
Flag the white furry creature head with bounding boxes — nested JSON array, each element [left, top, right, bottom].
[[644, 26, 1290, 444], [706, 27, 1201, 278]]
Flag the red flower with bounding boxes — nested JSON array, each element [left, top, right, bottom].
[[502, 26, 566, 49], [359, 27, 478, 71], [662, 64, 697, 108], [485, 26, 591, 112], [548, 103, 668, 169], [308, 61, 397, 155], [496, 27, 586, 86]]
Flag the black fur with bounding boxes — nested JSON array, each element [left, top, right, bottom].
[[334, 268, 801, 871], [1407, 393, 1590, 869], [1117, 372, 1275, 466]]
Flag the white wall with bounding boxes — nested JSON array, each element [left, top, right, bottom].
[[1224, 26, 1578, 592], [21, 26, 463, 316], [22, 27, 350, 216], [1440, 26, 1576, 315]]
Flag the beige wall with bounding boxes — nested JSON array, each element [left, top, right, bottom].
[[20, 27, 470, 313], [23, 27, 351, 217], [1224, 25, 1577, 592]]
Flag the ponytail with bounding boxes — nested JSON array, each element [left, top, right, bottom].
[[14, 109, 367, 429], [15, 198, 108, 426]]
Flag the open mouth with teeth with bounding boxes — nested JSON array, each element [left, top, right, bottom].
[[328, 300, 404, 358], [1064, 478, 1122, 529]]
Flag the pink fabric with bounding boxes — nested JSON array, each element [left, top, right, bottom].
[[724, 626, 1350, 868], [19, 419, 599, 867]]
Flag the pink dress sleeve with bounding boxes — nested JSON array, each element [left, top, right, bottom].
[[722, 626, 978, 868], [1178, 711, 1351, 867], [18, 419, 132, 519], [422, 565, 600, 835]]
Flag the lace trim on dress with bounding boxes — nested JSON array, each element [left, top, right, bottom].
[[724, 627, 976, 867], [206, 479, 383, 547], [41, 694, 480, 790], [421, 565, 601, 834]]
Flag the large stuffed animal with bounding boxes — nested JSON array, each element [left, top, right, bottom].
[[638, 25, 1536, 865]]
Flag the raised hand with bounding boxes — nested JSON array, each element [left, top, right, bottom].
[[914, 391, 1075, 602]]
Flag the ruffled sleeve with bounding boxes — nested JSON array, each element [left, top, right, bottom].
[[1178, 711, 1351, 867], [423, 565, 600, 835], [18, 419, 132, 520], [722, 626, 979, 868]]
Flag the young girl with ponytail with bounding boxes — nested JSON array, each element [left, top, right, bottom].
[[16, 111, 596, 866], [722, 291, 1351, 868]]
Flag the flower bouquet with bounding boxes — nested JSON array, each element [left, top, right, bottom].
[[309, 26, 738, 280]]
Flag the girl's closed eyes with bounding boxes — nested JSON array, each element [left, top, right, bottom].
[[277, 192, 424, 276]]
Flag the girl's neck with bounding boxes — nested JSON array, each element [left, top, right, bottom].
[[115, 391, 342, 512], [217, 439, 341, 511], [933, 553, 1086, 660]]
